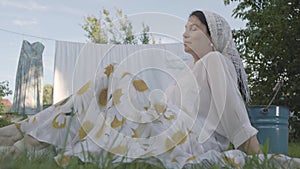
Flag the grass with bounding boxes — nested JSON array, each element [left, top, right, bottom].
[[288, 142, 300, 158], [0, 120, 299, 168], [0, 118, 12, 127], [0, 142, 299, 169], [0, 149, 163, 169]]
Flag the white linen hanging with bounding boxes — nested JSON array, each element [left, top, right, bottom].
[[53, 41, 192, 103]]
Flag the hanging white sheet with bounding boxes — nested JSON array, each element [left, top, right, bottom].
[[53, 41, 192, 103]]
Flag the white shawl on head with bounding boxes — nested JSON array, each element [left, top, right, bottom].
[[203, 10, 250, 103]]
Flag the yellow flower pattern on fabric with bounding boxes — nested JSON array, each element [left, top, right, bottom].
[[56, 155, 71, 167], [112, 88, 123, 105], [132, 79, 148, 92], [154, 103, 166, 114], [110, 145, 127, 155], [121, 72, 130, 79], [139, 152, 156, 158], [165, 130, 188, 152], [172, 131, 188, 145], [95, 120, 106, 139], [98, 88, 108, 106], [32, 116, 37, 123], [24, 116, 38, 123], [77, 80, 91, 95], [185, 155, 197, 162], [15, 123, 21, 131], [78, 120, 95, 140], [52, 114, 67, 129], [165, 131, 187, 152], [111, 116, 126, 128], [172, 158, 178, 163], [165, 137, 176, 153], [15, 123, 24, 136], [104, 64, 114, 78], [54, 96, 71, 107], [131, 128, 139, 138], [153, 103, 175, 121], [223, 156, 241, 168], [163, 113, 175, 120], [274, 154, 282, 158]]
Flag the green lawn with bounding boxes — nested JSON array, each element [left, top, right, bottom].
[[0, 142, 299, 169], [0, 150, 163, 169], [288, 142, 300, 158]]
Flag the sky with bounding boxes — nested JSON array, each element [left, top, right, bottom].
[[0, 0, 245, 102]]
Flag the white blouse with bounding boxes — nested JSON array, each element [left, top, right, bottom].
[[164, 51, 257, 152]]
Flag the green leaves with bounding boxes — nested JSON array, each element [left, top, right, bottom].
[[227, 0, 300, 117], [43, 84, 53, 106], [0, 81, 12, 98], [82, 15, 107, 44], [81, 8, 152, 44], [0, 81, 12, 113]]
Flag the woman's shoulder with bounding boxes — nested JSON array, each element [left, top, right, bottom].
[[202, 51, 223, 60], [194, 51, 223, 67]]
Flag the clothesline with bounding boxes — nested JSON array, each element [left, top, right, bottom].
[[0, 27, 182, 44], [0, 27, 58, 41]]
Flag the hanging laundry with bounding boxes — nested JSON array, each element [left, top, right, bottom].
[[11, 40, 44, 114]]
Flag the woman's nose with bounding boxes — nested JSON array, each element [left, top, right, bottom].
[[183, 30, 189, 39]]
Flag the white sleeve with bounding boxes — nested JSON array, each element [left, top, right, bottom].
[[197, 52, 257, 148]]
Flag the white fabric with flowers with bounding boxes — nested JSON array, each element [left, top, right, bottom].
[[14, 51, 278, 168]]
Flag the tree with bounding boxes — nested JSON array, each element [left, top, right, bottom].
[[43, 84, 53, 106], [0, 81, 12, 113], [224, 0, 300, 115], [82, 8, 153, 44], [225, 0, 300, 141]]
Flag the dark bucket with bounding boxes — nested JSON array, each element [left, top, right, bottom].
[[248, 105, 289, 154]]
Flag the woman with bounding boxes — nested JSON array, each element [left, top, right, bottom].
[[0, 10, 260, 168], [181, 10, 260, 154]]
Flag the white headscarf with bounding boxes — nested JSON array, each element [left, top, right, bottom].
[[202, 10, 250, 102]]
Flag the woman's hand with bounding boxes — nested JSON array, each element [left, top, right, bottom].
[[238, 135, 261, 154]]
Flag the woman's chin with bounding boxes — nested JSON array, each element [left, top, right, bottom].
[[184, 46, 192, 54]]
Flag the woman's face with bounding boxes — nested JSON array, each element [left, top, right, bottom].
[[183, 15, 212, 61]]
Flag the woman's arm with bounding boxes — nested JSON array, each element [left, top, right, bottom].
[[197, 52, 260, 154]]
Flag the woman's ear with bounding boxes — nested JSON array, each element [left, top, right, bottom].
[[210, 43, 215, 51]]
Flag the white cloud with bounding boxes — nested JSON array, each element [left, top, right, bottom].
[[0, 0, 47, 11], [12, 19, 38, 26], [58, 6, 84, 16]]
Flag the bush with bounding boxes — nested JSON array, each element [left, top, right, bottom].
[[0, 118, 13, 127], [289, 112, 300, 142], [0, 81, 12, 113]]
